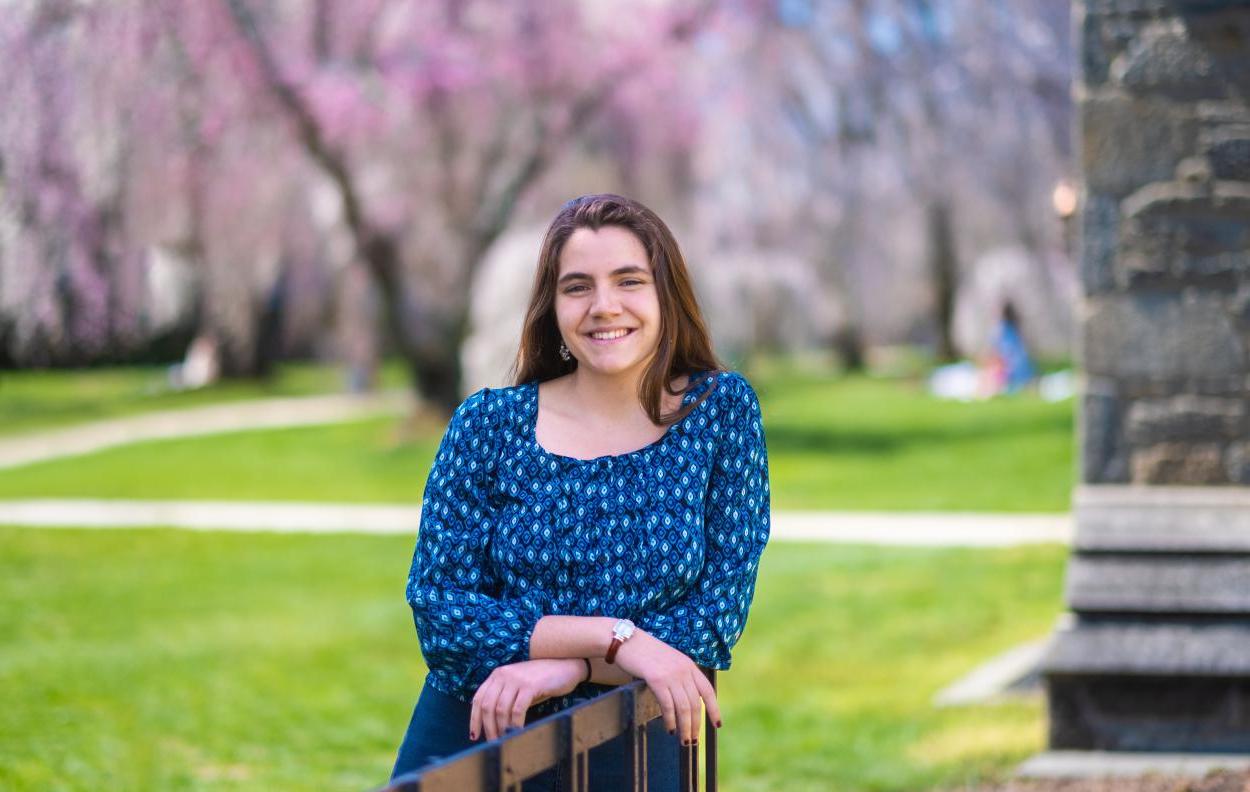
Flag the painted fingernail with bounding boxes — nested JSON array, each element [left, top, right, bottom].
[[668, 728, 675, 735], [715, 720, 723, 728], [469, 732, 477, 740]]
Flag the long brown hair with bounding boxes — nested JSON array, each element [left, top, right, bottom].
[[511, 194, 723, 426]]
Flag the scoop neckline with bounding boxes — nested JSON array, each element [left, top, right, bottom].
[[527, 372, 713, 464]]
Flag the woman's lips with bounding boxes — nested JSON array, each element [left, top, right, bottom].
[[585, 328, 636, 345]]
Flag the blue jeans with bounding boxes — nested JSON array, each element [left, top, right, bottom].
[[390, 675, 680, 791]]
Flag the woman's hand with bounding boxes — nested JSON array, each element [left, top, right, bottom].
[[470, 658, 585, 741], [611, 630, 721, 747]]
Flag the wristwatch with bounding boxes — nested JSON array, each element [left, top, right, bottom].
[[605, 618, 635, 665]]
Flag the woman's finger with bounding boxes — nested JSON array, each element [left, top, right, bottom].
[[678, 677, 702, 746], [490, 682, 520, 741], [667, 677, 694, 746], [653, 682, 679, 736], [483, 682, 505, 741], [693, 670, 722, 729], [510, 686, 534, 731], [470, 677, 499, 741]]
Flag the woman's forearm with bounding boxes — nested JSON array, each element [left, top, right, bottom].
[[529, 615, 620, 660], [587, 656, 636, 686], [529, 615, 645, 686]]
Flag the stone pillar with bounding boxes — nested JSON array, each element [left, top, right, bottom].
[[1041, 0, 1250, 751]]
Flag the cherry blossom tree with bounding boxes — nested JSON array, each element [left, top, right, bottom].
[[209, 0, 713, 406], [1, 0, 1075, 390], [1, 0, 713, 404], [689, 0, 1072, 366], [0, 2, 148, 366]]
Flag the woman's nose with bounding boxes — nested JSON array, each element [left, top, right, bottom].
[[590, 287, 622, 315]]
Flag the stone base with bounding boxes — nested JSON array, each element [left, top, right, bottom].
[[1048, 674, 1250, 752], [1018, 750, 1250, 779], [1045, 485, 1250, 753]]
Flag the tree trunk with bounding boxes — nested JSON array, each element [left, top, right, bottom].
[[927, 200, 960, 363], [824, 192, 868, 374], [832, 324, 866, 372], [253, 262, 287, 379], [409, 329, 464, 413], [359, 232, 471, 413], [829, 254, 867, 373]]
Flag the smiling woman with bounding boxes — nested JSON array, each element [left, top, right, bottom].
[[554, 229, 659, 378], [389, 194, 771, 791]]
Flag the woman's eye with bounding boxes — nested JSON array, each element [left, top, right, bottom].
[[564, 284, 590, 294], [620, 279, 645, 287]]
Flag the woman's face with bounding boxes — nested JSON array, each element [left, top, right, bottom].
[[554, 225, 662, 379]]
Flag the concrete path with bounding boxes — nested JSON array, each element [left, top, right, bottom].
[[934, 638, 1049, 706], [0, 499, 1072, 545], [0, 391, 411, 470], [768, 511, 1070, 546]]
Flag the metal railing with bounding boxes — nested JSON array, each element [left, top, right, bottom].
[[381, 669, 717, 792]]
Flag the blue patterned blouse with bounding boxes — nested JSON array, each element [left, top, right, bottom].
[[405, 370, 770, 703]]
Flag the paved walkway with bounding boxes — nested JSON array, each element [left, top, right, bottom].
[[0, 499, 1072, 545], [0, 390, 411, 470]]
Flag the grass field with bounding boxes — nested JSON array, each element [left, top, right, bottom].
[[756, 372, 1073, 511], [0, 369, 1074, 512], [0, 527, 1066, 792], [0, 362, 408, 437]]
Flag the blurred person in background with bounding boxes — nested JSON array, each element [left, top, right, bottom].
[[990, 301, 1035, 395], [390, 194, 771, 791]]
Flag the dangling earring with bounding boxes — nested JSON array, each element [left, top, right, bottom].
[[558, 342, 572, 362]]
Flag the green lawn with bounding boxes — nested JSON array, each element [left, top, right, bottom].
[[0, 362, 408, 437], [0, 417, 434, 503], [756, 373, 1073, 511], [0, 371, 1074, 511], [0, 527, 1066, 792]]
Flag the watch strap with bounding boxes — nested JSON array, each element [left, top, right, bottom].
[[605, 637, 624, 665]]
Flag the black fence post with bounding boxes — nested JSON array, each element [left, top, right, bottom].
[[703, 667, 717, 792]]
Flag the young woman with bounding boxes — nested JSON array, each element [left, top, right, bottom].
[[390, 194, 770, 791]]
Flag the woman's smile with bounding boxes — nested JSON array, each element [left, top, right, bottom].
[[585, 327, 636, 344]]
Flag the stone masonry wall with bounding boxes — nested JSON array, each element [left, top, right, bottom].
[[1078, 0, 1250, 488], [1041, 0, 1250, 753]]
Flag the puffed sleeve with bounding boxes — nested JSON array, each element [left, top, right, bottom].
[[634, 373, 771, 669], [405, 388, 549, 697]]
